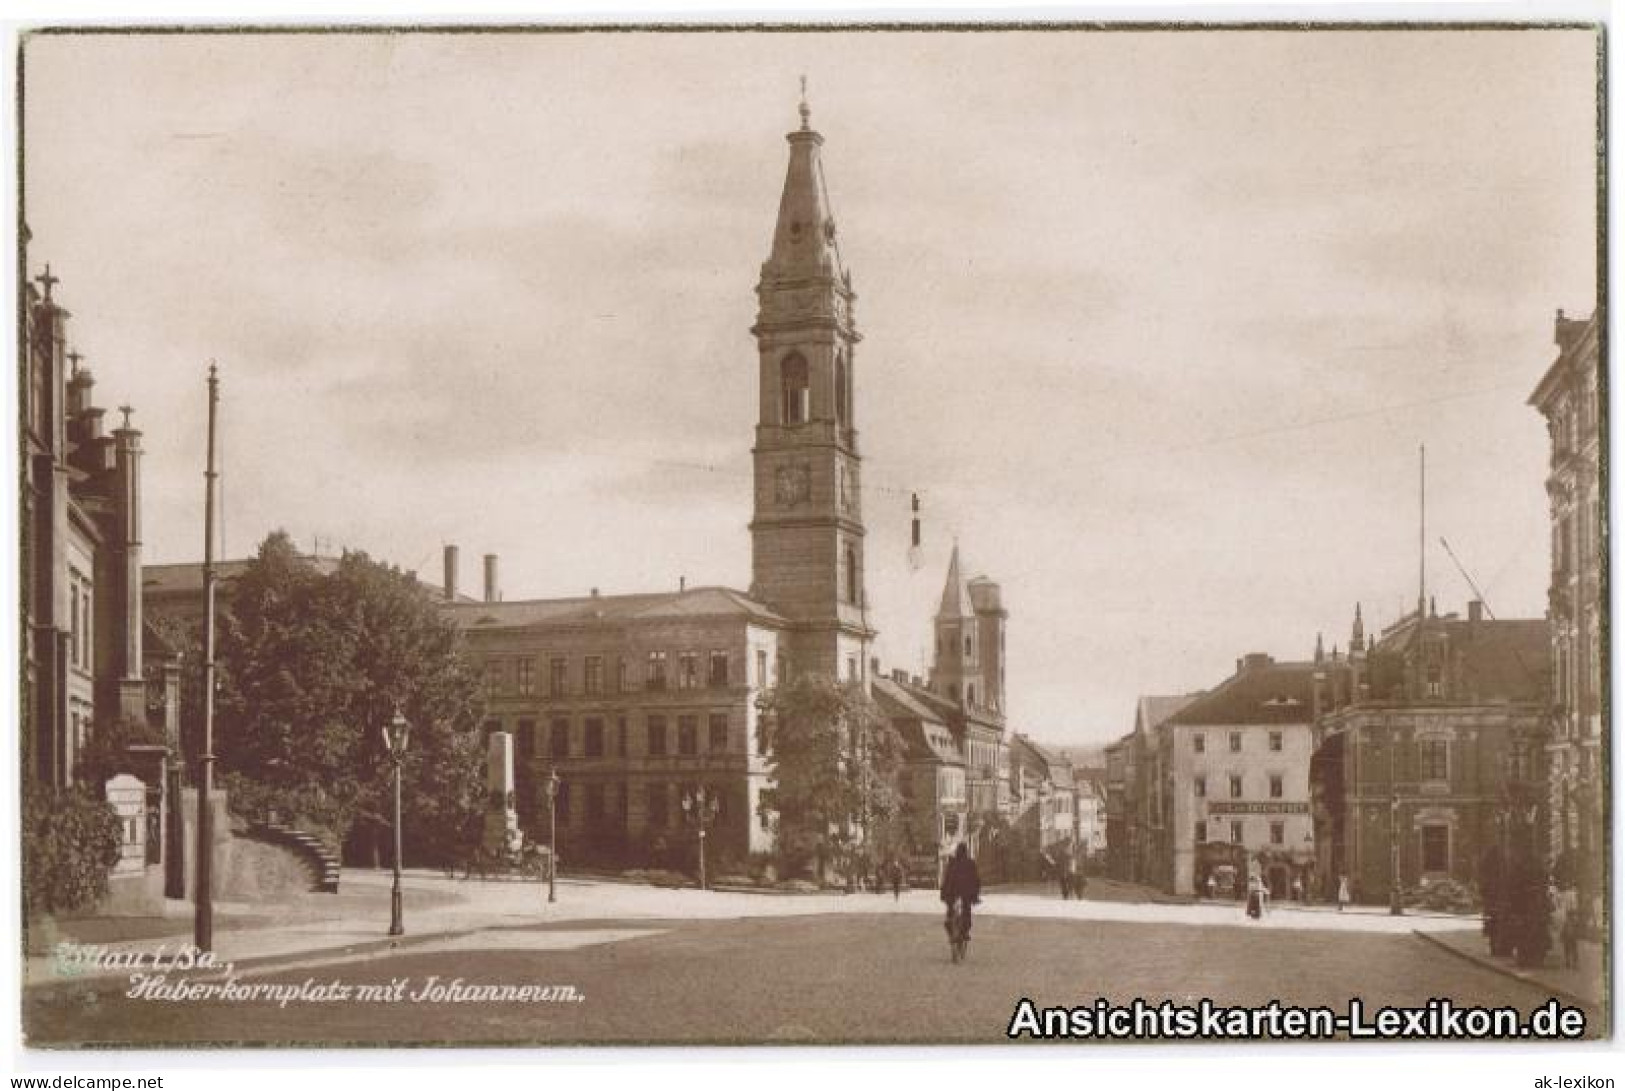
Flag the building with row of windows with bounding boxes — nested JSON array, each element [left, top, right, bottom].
[[1529, 307, 1605, 935], [21, 234, 182, 903]]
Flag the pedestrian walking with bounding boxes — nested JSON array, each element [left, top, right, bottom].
[[890, 859, 904, 902], [1337, 874, 1350, 912], [1205, 873, 1217, 901], [1246, 874, 1265, 920], [1063, 853, 1079, 901], [1559, 886, 1580, 970], [1291, 876, 1303, 903]]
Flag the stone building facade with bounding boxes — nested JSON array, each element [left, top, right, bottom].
[[1160, 656, 1317, 899], [1309, 601, 1549, 906], [21, 249, 162, 788], [1528, 307, 1605, 929]]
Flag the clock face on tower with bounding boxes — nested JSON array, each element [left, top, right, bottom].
[[775, 463, 811, 508]]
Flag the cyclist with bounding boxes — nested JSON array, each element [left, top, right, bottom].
[[939, 842, 982, 944]]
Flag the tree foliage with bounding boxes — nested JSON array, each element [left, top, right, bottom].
[[203, 531, 485, 864], [73, 715, 166, 789], [754, 674, 905, 880], [22, 781, 123, 916]]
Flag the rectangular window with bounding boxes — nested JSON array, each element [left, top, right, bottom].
[[617, 657, 630, 694], [757, 649, 768, 688], [647, 715, 668, 757], [679, 652, 699, 690], [1268, 731, 1283, 752], [1194, 821, 1206, 845], [1269, 821, 1285, 846], [647, 783, 668, 828], [1193, 734, 1205, 753], [618, 782, 631, 827], [586, 783, 605, 823], [848, 655, 859, 681], [1269, 774, 1283, 799], [616, 716, 628, 758], [584, 656, 604, 696], [709, 651, 729, 688], [516, 718, 537, 761], [708, 713, 728, 752], [647, 651, 668, 691], [1194, 776, 1206, 799], [486, 661, 504, 698], [584, 718, 605, 758], [549, 718, 570, 759], [1229, 732, 1242, 753], [549, 657, 568, 698], [1420, 739, 1448, 781], [1421, 824, 1449, 872], [1230, 820, 1244, 845], [1229, 774, 1243, 799], [517, 658, 536, 697], [678, 715, 699, 756]]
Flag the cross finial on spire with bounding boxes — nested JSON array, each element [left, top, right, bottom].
[[798, 75, 810, 130], [118, 404, 134, 430], [35, 264, 59, 300]]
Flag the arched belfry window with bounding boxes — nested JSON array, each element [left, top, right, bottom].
[[845, 544, 859, 605], [781, 353, 810, 425], [835, 353, 849, 427]]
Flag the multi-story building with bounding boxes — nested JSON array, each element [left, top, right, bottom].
[[1107, 694, 1199, 885], [21, 253, 156, 788], [874, 673, 967, 878], [1008, 734, 1078, 873], [1529, 307, 1605, 931], [21, 242, 181, 904], [1074, 772, 1107, 864], [1159, 657, 1317, 898], [929, 546, 1011, 823], [1309, 601, 1549, 906]]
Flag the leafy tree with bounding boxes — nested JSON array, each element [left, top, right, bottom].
[[22, 781, 123, 918], [205, 531, 485, 865], [754, 674, 905, 881]]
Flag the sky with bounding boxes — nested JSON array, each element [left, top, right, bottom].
[[20, 27, 1599, 748]]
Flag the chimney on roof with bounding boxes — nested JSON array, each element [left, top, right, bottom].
[[870, 656, 880, 677], [891, 668, 907, 683], [483, 554, 500, 603], [1239, 653, 1273, 674], [679, 575, 686, 593], [443, 545, 459, 601], [591, 587, 599, 598], [1468, 599, 1483, 624]]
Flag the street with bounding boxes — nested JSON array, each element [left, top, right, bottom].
[[24, 875, 1575, 1047]]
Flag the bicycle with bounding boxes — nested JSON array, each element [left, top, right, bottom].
[[944, 898, 973, 963]]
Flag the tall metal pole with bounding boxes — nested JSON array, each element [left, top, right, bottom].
[[389, 752, 404, 936], [1418, 444, 1427, 616], [1389, 719, 1403, 916], [194, 363, 219, 952]]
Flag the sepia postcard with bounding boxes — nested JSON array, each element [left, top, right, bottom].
[[11, 20, 1610, 1053]]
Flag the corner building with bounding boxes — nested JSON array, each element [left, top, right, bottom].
[[447, 102, 874, 870]]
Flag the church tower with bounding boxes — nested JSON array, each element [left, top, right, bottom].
[[749, 94, 873, 682]]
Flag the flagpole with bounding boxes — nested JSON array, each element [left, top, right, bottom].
[[195, 363, 219, 952]]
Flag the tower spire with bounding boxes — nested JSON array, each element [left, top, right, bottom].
[[936, 543, 973, 619], [799, 75, 810, 131]]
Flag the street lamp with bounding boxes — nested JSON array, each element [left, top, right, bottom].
[[681, 786, 720, 890], [1388, 718, 1403, 917], [546, 769, 560, 904], [381, 710, 410, 937]]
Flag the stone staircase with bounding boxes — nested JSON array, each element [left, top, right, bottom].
[[251, 822, 342, 893]]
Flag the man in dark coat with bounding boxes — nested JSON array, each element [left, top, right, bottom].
[[940, 843, 982, 937]]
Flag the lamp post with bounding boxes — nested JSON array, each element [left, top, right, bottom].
[[382, 711, 410, 936], [546, 769, 560, 904], [1388, 718, 1404, 917], [681, 786, 720, 890]]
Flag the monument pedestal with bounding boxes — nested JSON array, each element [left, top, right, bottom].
[[483, 732, 523, 856]]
